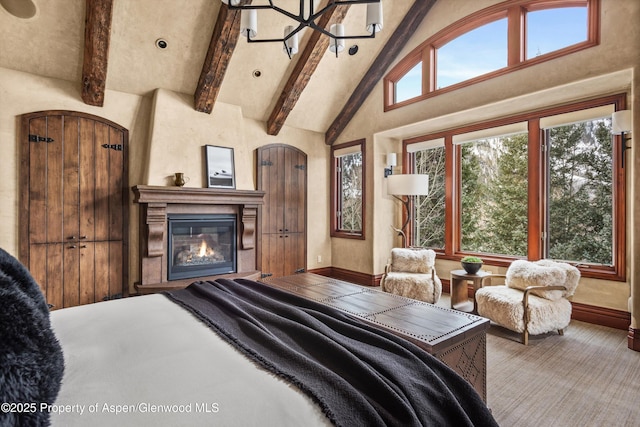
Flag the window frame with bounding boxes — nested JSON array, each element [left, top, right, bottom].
[[403, 94, 627, 281], [384, 0, 599, 111], [331, 138, 366, 240]]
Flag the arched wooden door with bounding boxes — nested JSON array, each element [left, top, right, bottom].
[[257, 144, 307, 278], [19, 110, 129, 309]]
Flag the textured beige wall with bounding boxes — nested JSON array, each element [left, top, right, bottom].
[[0, 71, 331, 293], [333, 0, 639, 314], [0, 67, 150, 277]]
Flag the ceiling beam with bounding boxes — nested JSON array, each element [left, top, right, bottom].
[[81, 0, 114, 107], [266, 4, 350, 136], [325, 0, 438, 145], [194, 4, 246, 114]]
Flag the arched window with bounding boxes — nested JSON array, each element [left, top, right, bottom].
[[385, 0, 599, 111]]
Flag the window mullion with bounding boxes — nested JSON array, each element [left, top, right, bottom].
[[507, 6, 524, 66]]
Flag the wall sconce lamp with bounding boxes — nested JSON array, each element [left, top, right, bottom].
[[387, 174, 429, 247], [384, 153, 396, 178], [612, 110, 632, 168]]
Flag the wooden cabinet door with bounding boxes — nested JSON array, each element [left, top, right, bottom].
[[257, 144, 307, 278], [20, 111, 128, 309]]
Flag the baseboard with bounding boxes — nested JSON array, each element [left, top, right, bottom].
[[571, 302, 630, 331], [628, 328, 640, 351]]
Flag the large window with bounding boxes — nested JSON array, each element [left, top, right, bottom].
[[410, 139, 446, 249], [436, 18, 508, 89], [385, 0, 598, 111], [542, 108, 615, 266], [405, 95, 626, 281], [331, 139, 365, 239], [457, 127, 529, 256]]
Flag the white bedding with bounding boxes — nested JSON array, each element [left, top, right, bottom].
[[50, 294, 331, 427]]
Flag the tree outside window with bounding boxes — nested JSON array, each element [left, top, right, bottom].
[[405, 96, 625, 280], [546, 119, 613, 265], [413, 146, 445, 249], [331, 140, 365, 239], [460, 133, 529, 257]]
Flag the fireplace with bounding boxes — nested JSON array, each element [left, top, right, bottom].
[[133, 185, 264, 294], [167, 214, 237, 280]]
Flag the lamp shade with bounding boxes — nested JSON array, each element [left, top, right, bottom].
[[329, 23, 345, 53], [387, 174, 429, 196], [283, 25, 299, 55], [240, 9, 257, 38], [366, 3, 383, 34], [612, 110, 632, 134], [386, 153, 397, 167]]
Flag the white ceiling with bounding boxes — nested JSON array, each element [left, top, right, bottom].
[[0, 0, 414, 133]]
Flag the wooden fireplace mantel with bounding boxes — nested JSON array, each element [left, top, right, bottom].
[[132, 185, 265, 294]]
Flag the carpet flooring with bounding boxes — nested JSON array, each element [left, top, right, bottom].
[[435, 295, 640, 427]]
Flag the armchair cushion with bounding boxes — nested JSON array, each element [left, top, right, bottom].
[[506, 260, 568, 301], [390, 248, 435, 274], [475, 286, 572, 335], [382, 272, 442, 304]]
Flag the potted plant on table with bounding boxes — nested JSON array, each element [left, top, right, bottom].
[[461, 256, 483, 274]]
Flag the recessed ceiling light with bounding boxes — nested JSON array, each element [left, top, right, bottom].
[[0, 0, 37, 19], [252, 69, 262, 78], [155, 39, 168, 49]]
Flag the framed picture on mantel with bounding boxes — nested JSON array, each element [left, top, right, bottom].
[[205, 145, 235, 189]]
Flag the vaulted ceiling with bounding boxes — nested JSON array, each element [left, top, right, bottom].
[[0, 0, 437, 144]]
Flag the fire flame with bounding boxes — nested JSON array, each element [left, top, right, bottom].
[[198, 239, 209, 257]]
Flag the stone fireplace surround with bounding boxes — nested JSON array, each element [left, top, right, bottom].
[[132, 185, 265, 294]]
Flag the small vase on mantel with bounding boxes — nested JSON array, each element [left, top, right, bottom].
[[174, 172, 189, 187]]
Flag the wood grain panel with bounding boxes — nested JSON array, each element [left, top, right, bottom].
[[45, 244, 64, 310], [46, 116, 65, 243], [79, 118, 96, 241], [63, 244, 80, 308], [94, 122, 110, 241], [28, 117, 48, 244], [109, 241, 123, 297], [63, 117, 80, 243], [79, 242, 96, 305], [28, 244, 48, 295], [94, 241, 110, 302], [108, 126, 124, 241]]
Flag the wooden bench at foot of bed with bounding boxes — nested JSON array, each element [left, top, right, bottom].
[[261, 273, 489, 403]]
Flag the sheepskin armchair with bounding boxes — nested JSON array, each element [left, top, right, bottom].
[[475, 260, 581, 345], [380, 248, 442, 304]]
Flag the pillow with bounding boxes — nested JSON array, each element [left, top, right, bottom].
[[391, 248, 435, 273], [535, 259, 581, 297], [0, 248, 65, 427], [505, 259, 567, 300]]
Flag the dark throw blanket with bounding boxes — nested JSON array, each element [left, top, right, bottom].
[[165, 278, 497, 427], [0, 248, 65, 427]]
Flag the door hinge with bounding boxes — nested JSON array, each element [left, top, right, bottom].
[[102, 143, 123, 151], [29, 134, 54, 143], [295, 164, 305, 170], [261, 160, 273, 166]]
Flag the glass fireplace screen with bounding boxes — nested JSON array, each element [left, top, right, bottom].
[[167, 214, 237, 280]]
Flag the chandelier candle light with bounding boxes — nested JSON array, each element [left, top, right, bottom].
[[222, 0, 383, 59]]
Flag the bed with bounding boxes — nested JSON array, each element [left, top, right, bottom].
[[0, 248, 497, 426]]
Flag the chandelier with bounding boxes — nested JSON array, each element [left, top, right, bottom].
[[221, 1, 383, 58]]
